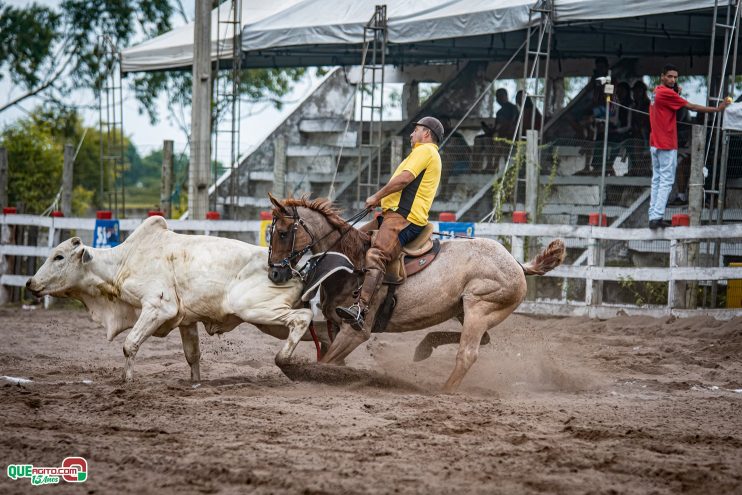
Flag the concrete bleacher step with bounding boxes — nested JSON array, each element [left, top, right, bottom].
[[299, 118, 352, 133], [243, 171, 355, 183], [304, 133, 358, 147], [286, 144, 372, 158]]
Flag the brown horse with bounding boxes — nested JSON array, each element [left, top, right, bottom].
[[267, 195, 565, 392]]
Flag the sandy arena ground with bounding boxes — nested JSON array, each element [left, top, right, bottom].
[[0, 306, 741, 494]]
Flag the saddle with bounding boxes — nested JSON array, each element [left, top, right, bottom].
[[371, 223, 441, 285], [298, 225, 441, 334], [297, 225, 440, 303]]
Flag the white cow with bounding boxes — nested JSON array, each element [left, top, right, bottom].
[[26, 216, 313, 384]]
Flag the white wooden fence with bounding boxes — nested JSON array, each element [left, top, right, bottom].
[[2, 214, 741, 320]]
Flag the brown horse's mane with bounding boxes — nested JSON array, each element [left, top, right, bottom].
[[274, 197, 370, 261]]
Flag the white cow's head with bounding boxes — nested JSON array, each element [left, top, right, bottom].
[[26, 237, 93, 297]]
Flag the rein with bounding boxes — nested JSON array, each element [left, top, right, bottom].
[[269, 206, 370, 281]]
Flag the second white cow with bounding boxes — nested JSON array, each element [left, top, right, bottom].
[[26, 216, 313, 384]]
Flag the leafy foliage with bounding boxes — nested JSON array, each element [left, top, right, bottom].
[[1, 118, 63, 214], [0, 2, 61, 88], [0, 0, 175, 113], [0, 107, 145, 214], [28, 107, 116, 208], [490, 138, 525, 222]]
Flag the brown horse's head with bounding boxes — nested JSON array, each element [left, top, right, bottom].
[[267, 193, 316, 283], [267, 194, 371, 283]]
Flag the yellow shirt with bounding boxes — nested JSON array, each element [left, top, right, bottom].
[[381, 142, 441, 226]]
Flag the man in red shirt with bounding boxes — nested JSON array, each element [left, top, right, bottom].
[[648, 64, 728, 228]]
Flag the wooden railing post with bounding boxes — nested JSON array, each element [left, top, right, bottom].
[[160, 140, 174, 218], [585, 235, 604, 306], [0, 147, 7, 210], [668, 238, 689, 309], [0, 214, 8, 305], [511, 234, 524, 263], [687, 125, 705, 308]]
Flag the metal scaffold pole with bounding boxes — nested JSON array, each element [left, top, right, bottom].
[[213, 0, 242, 218], [356, 5, 387, 206], [487, 0, 552, 221], [98, 36, 126, 218], [702, 0, 741, 306]]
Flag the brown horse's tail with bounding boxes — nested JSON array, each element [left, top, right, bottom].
[[521, 239, 566, 276]]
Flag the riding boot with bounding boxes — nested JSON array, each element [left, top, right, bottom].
[[336, 267, 384, 331]]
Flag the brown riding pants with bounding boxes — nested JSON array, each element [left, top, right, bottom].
[[353, 210, 409, 312], [364, 211, 410, 273]]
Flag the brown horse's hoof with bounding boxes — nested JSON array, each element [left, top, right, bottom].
[[413, 342, 434, 362]]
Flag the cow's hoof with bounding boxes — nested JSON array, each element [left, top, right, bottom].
[[191, 382, 201, 389], [275, 353, 299, 369], [122, 370, 134, 383]]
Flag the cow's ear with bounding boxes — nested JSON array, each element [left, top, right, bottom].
[[70, 237, 82, 249], [75, 247, 92, 264], [81, 248, 93, 264], [268, 192, 288, 216]]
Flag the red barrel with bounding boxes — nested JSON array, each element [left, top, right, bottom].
[[438, 212, 456, 222], [3, 207, 17, 214], [259, 211, 272, 221], [50, 211, 64, 217], [96, 210, 112, 220], [672, 214, 690, 227], [206, 211, 221, 220], [147, 210, 165, 217], [512, 211, 528, 224], [588, 212, 608, 226]]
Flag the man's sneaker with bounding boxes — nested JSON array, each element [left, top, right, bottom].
[[649, 219, 672, 229], [335, 304, 366, 331]]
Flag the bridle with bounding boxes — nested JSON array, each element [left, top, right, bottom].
[[268, 205, 371, 281], [268, 205, 317, 279]]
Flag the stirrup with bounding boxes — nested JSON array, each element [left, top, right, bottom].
[[335, 303, 366, 331]]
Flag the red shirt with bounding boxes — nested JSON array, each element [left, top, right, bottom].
[[649, 85, 688, 150]]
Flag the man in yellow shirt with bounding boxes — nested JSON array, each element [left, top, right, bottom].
[[336, 116, 443, 330]]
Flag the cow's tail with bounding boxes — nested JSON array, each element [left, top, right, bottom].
[[521, 239, 566, 276]]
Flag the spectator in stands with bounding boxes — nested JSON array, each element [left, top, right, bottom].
[[630, 81, 651, 141], [578, 82, 619, 175], [516, 90, 543, 137], [612, 82, 632, 141], [593, 56, 609, 80], [647, 64, 729, 229], [494, 88, 518, 140], [472, 120, 498, 172]]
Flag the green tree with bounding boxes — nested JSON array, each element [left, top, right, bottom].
[[1, 119, 63, 214], [3, 107, 145, 214], [29, 107, 120, 208], [0, 0, 172, 114]]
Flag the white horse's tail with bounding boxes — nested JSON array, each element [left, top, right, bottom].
[[521, 239, 566, 276]]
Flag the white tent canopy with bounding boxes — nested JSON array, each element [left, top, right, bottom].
[[121, 0, 304, 72], [122, 0, 726, 72]]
